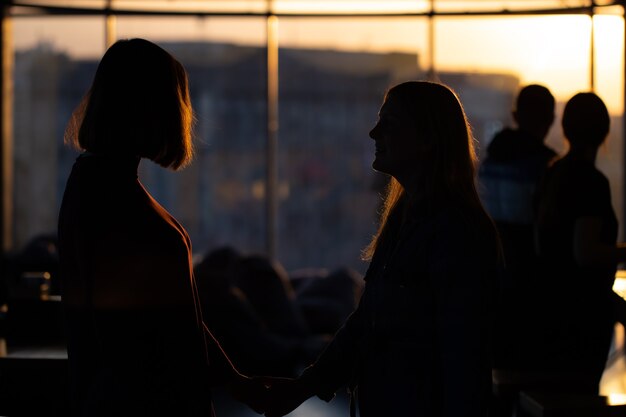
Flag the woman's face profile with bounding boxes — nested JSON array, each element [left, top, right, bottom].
[[369, 94, 422, 182]]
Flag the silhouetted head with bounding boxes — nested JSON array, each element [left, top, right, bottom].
[[369, 80, 477, 201], [562, 92, 610, 150], [231, 255, 294, 301], [194, 246, 242, 293], [513, 84, 555, 140], [65, 38, 193, 170], [231, 255, 309, 336], [364, 81, 488, 259]]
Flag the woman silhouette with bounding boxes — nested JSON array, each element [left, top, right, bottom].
[[265, 81, 501, 417], [59, 39, 265, 416]]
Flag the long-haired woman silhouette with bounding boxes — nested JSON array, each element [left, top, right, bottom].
[[265, 81, 501, 417]]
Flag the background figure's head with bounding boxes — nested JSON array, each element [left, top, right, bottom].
[[194, 246, 242, 294], [231, 254, 309, 337], [364, 80, 486, 259], [512, 84, 555, 140], [65, 38, 194, 170], [562, 92, 610, 151]]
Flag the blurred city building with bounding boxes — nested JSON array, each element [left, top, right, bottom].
[[14, 40, 548, 272]]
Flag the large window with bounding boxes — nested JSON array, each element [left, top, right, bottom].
[[276, 17, 426, 272], [13, 16, 105, 251], [117, 16, 268, 257], [9, 2, 626, 271]]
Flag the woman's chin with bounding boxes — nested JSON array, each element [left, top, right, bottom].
[[372, 159, 390, 175]]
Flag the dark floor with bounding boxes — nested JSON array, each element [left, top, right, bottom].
[[3, 277, 626, 416]]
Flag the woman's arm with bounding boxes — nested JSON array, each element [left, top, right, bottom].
[[200, 322, 268, 413], [264, 300, 366, 417]]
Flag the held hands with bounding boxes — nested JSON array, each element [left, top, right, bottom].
[[229, 373, 314, 416], [262, 376, 314, 417], [228, 374, 270, 414]]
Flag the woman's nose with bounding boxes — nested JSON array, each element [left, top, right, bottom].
[[369, 123, 379, 140]]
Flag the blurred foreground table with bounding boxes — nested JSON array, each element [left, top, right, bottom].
[[0, 294, 68, 417], [0, 339, 68, 416]]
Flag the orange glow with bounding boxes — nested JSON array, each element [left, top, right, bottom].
[[595, 15, 625, 114], [13, 7, 626, 113], [29, 1, 603, 15], [607, 393, 626, 406], [278, 14, 624, 113], [614, 276, 626, 300], [272, 1, 429, 14], [437, 14, 624, 113]]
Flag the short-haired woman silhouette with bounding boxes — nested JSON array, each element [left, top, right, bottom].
[[59, 38, 265, 416]]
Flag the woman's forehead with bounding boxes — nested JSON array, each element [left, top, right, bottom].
[[380, 95, 411, 118]]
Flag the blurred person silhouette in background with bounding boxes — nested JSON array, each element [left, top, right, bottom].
[[264, 81, 501, 417], [58, 38, 266, 416], [194, 247, 331, 378], [293, 267, 364, 336], [534, 92, 624, 394], [231, 255, 310, 338], [478, 84, 557, 370]]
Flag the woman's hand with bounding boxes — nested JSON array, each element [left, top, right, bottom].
[[263, 376, 314, 417], [228, 374, 270, 414]]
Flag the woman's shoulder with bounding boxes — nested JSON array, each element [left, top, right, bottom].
[[548, 158, 610, 203], [550, 156, 606, 181], [426, 204, 499, 259], [397, 204, 495, 258], [428, 203, 491, 233], [125, 196, 191, 255], [65, 175, 190, 253]]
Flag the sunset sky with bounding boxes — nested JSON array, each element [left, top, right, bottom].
[[12, 2, 626, 113]]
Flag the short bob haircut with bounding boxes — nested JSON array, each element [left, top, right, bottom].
[[65, 38, 194, 170], [562, 92, 610, 149]]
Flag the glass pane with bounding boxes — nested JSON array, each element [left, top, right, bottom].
[[13, 16, 105, 254], [277, 18, 426, 273], [277, 13, 625, 272], [273, 1, 430, 14], [594, 14, 625, 238], [116, 17, 267, 256], [116, 16, 266, 47], [433, 15, 623, 234], [12, 1, 609, 15], [434, 16, 592, 131], [10, 7, 626, 271], [12, 1, 108, 9], [434, 0, 594, 13], [12, 1, 268, 14]]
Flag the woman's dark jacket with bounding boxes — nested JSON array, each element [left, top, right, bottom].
[[301, 202, 499, 417]]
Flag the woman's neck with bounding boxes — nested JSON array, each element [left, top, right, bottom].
[[395, 173, 421, 199]]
